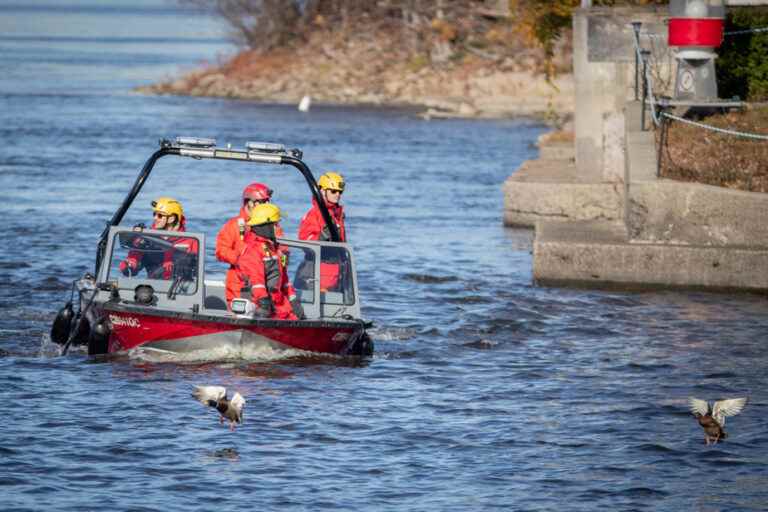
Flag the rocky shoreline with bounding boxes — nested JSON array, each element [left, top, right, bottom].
[[137, 30, 575, 124]]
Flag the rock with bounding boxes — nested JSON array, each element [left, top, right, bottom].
[[458, 102, 478, 116]]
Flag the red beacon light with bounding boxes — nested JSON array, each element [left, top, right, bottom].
[[668, 0, 725, 101], [668, 0, 725, 48]]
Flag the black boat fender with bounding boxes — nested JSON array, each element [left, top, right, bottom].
[[348, 320, 374, 356], [88, 317, 110, 356], [50, 301, 75, 345], [352, 332, 374, 357]]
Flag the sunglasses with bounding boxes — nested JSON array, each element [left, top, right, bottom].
[[247, 198, 270, 205], [326, 189, 343, 195], [153, 212, 169, 219]]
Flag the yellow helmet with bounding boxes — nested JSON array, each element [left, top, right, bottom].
[[317, 171, 345, 192], [151, 197, 184, 218], [247, 203, 281, 226]]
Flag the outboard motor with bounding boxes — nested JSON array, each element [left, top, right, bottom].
[[50, 302, 75, 345]]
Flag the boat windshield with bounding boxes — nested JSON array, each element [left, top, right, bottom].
[[107, 231, 199, 296], [289, 244, 356, 307]]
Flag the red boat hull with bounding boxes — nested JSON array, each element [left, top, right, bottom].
[[101, 305, 365, 356]]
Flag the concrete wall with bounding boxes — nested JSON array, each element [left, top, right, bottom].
[[629, 179, 768, 246], [534, 228, 768, 293]]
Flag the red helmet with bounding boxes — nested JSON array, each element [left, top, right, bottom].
[[242, 183, 273, 202]]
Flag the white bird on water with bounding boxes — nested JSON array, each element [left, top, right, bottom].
[[192, 385, 246, 431], [298, 95, 311, 112]]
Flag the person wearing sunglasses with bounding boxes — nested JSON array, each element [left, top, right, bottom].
[[299, 172, 346, 243], [119, 197, 197, 279], [298, 172, 347, 291], [216, 182, 285, 306]]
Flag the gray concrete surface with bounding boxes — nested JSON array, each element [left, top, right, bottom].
[[531, 100, 768, 291], [629, 180, 768, 246], [502, 159, 623, 227]]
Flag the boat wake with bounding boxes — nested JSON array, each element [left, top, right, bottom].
[[126, 345, 318, 364], [369, 326, 416, 342]]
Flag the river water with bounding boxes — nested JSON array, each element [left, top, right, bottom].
[[2, 2, 768, 511]]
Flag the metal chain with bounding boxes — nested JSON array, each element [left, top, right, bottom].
[[661, 112, 768, 141], [633, 31, 662, 126], [724, 27, 768, 36]]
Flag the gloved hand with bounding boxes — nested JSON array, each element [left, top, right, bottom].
[[161, 261, 174, 279], [119, 259, 137, 276], [289, 296, 305, 320], [320, 225, 331, 241], [254, 296, 273, 318]]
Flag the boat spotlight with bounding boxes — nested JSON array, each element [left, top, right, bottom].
[[176, 136, 217, 148], [246, 141, 285, 153], [134, 285, 155, 305]]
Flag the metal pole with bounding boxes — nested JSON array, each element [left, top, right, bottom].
[[95, 145, 178, 272], [641, 49, 651, 131], [656, 117, 668, 178], [631, 22, 642, 101], [281, 155, 341, 242]]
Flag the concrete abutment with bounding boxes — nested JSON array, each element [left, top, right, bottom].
[[503, 6, 768, 293]]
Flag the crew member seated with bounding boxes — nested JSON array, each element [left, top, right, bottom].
[[119, 197, 197, 279], [215, 182, 284, 305], [232, 203, 304, 320]]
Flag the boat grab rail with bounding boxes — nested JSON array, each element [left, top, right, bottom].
[[95, 137, 341, 273]]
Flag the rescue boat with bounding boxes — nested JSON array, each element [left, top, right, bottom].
[[50, 137, 373, 358]]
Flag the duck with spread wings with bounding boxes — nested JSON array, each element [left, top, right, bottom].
[[193, 385, 246, 431], [688, 397, 747, 445]]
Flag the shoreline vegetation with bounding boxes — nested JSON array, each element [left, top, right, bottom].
[[141, 1, 767, 194], [138, 1, 577, 124]]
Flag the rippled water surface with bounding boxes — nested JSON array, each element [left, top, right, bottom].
[[2, 2, 768, 511]]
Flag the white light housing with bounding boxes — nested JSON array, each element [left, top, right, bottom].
[[684, 0, 706, 18], [246, 141, 285, 153], [176, 136, 217, 147]]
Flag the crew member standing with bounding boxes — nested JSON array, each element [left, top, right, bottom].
[[298, 172, 347, 290], [298, 171, 346, 242], [235, 204, 304, 320], [216, 183, 283, 305]]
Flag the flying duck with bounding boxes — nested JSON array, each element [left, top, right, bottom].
[[193, 385, 246, 431], [688, 397, 747, 445]]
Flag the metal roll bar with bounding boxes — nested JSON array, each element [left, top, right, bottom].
[[94, 137, 341, 273]]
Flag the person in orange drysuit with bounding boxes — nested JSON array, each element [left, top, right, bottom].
[[235, 203, 304, 320], [298, 171, 346, 290], [216, 182, 286, 305], [119, 197, 198, 279]]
